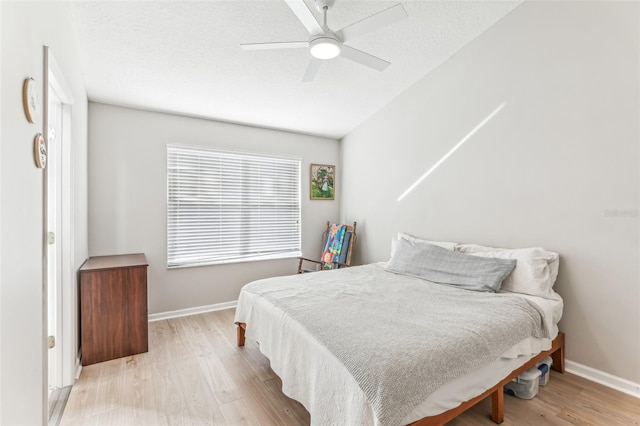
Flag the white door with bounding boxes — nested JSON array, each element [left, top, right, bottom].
[[47, 87, 64, 394]]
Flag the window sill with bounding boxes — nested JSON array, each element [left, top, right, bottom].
[[167, 251, 302, 269]]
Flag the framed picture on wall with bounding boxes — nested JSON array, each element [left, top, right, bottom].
[[310, 164, 335, 200]]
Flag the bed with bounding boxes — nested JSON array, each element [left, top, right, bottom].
[[234, 238, 565, 425]]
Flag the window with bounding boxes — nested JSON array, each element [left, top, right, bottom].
[[167, 144, 301, 268]]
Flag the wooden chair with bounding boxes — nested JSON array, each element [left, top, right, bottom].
[[297, 221, 357, 273]]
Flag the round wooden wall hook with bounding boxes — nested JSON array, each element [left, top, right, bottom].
[[34, 133, 47, 169], [22, 77, 39, 123]]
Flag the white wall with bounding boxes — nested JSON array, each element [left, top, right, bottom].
[[0, 1, 88, 424], [341, 1, 639, 384], [88, 103, 340, 314], [0, 2, 4, 419]]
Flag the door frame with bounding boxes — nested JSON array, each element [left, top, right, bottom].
[[47, 84, 63, 395], [43, 45, 76, 417]]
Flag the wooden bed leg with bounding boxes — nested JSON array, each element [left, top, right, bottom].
[[237, 323, 246, 347], [491, 385, 504, 424], [551, 331, 565, 373]]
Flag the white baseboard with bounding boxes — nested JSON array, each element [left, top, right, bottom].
[[74, 357, 82, 381], [148, 300, 237, 322], [565, 359, 640, 398]]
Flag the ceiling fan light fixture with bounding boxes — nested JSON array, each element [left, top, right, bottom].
[[309, 37, 341, 59]]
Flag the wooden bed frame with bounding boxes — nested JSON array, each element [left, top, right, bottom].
[[237, 323, 564, 426]]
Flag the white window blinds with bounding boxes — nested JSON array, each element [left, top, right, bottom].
[[167, 144, 301, 268]]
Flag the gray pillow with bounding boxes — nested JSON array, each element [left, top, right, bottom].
[[386, 238, 517, 292]]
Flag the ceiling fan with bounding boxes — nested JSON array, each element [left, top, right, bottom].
[[241, 0, 408, 82]]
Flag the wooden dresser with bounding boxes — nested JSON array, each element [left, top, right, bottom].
[[80, 253, 149, 365]]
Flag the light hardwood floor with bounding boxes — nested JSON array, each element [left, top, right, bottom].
[[61, 309, 639, 426]]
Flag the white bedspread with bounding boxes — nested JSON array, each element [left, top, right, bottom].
[[234, 263, 562, 425]]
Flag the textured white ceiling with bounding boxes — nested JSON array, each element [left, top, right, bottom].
[[70, 1, 522, 139]]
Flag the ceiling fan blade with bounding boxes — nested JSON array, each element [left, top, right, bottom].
[[336, 4, 408, 43], [284, 0, 324, 35], [241, 41, 309, 50], [339, 45, 390, 72], [302, 58, 322, 82]]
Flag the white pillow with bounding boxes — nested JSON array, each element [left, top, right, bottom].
[[456, 243, 560, 299], [391, 233, 457, 257]]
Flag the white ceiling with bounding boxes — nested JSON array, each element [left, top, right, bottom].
[[70, 1, 522, 139]]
